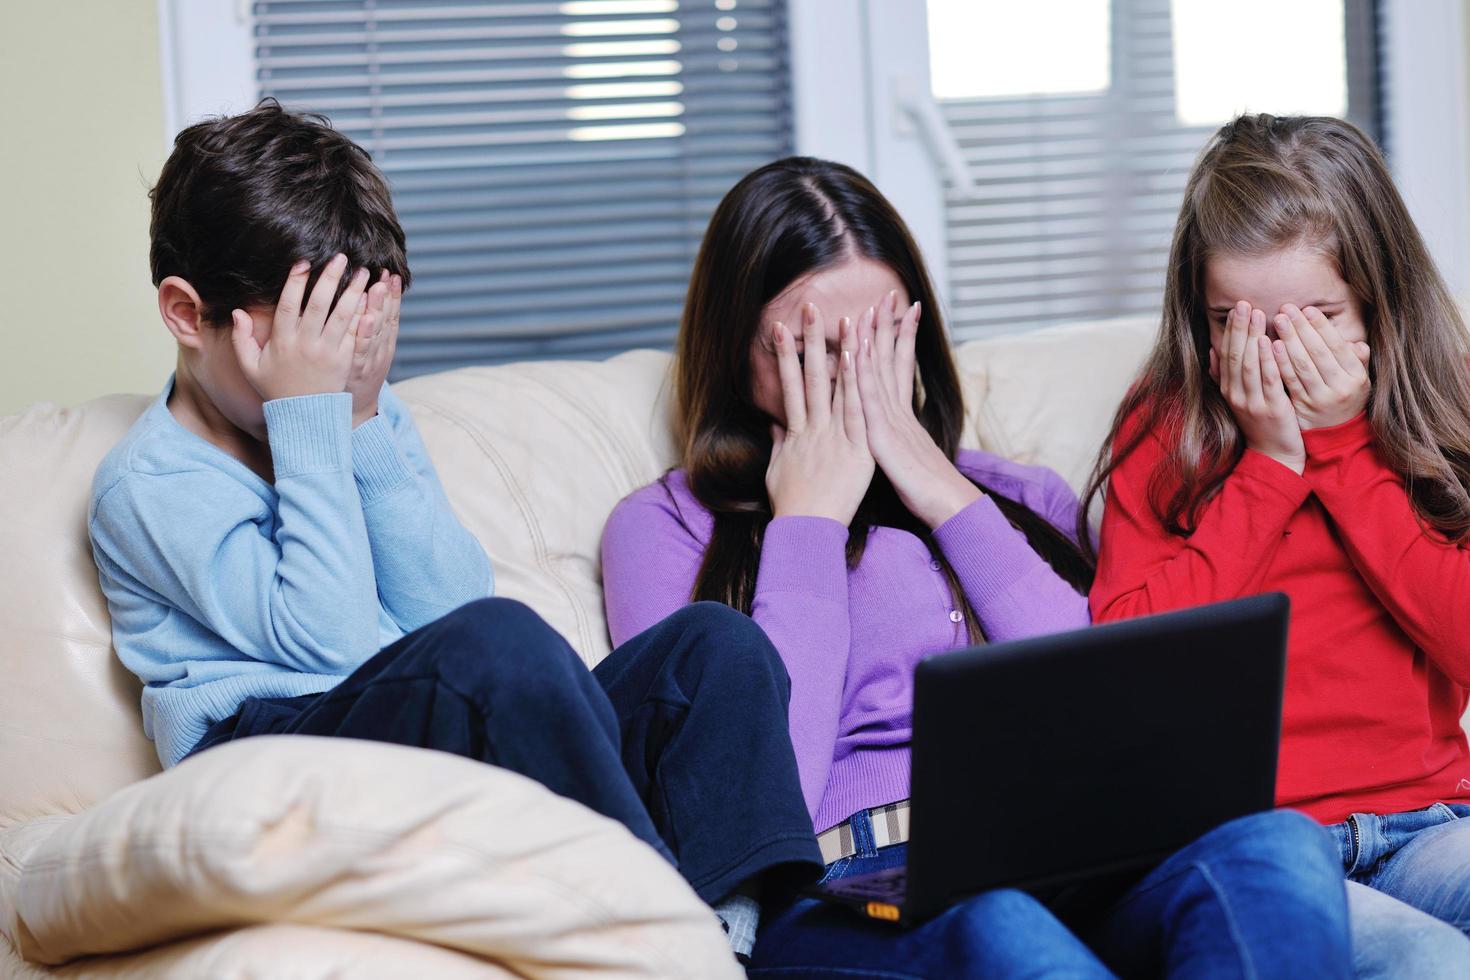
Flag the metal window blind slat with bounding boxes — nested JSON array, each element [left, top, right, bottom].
[[943, 0, 1376, 343], [253, 0, 791, 371]]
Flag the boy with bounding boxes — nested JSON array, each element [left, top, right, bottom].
[[88, 101, 819, 960]]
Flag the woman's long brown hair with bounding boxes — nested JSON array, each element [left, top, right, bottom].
[[674, 157, 1093, 638], [1079, 114, 1470, 551]]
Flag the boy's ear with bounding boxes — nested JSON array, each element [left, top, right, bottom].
[[158, 277, 208, 349]]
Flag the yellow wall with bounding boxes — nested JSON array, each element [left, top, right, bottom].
[[0, 0, 173, 416]]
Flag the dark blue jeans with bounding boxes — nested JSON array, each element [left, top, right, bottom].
[[749, 809, 1352, 979], [189, 597, 823, 904]]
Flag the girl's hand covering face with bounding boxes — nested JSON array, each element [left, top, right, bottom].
[[1209, 301, 1307, 475], [765, 302, 874, 524], [1270, 304, 1372, 430], [853, 290, 982, 529]]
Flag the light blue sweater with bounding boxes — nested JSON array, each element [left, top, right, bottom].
[[88, 378, 494, 768]]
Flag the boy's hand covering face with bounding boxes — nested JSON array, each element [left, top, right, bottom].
[[347, 271, 401, 426], [231, 254, 370, 403]]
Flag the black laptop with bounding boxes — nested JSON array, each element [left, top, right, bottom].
[[809, 593, 1290, 925]]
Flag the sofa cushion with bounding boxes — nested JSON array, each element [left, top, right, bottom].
[[1, 923, 512, 979], [959, 316, 1155, 493], [0, 396, 161, 831], [2, 736, 740, 978], [393, 350, 679, 666]]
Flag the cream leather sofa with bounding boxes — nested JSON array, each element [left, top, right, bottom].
[[0, 317, 1159, 977]]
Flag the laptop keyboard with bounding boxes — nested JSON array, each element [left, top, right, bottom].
[[828, 867, 907, 899]]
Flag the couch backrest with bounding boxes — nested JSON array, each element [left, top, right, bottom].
[[0, 318, 1155, 829]]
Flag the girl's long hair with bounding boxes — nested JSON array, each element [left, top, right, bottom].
[[675, 157, 1093, 639], [1079, 114, 1470, 550]]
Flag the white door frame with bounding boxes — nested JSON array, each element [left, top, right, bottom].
[[787, 0, 956, 307], [156, 0, 256, 145]]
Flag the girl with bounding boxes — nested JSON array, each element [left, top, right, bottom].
[[1087, 113, 1470, 976], [601, 156, 1352, 977]]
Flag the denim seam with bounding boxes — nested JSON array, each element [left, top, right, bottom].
[[1194, 861, 1258, 980], [1106, 858, 1259, 980]]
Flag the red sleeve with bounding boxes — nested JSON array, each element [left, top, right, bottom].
[[1302, 413, 1470, 685], [1090, 416, 1312, 621]]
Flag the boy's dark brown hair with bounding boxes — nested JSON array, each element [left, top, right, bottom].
[[149, 98, 410, 324]]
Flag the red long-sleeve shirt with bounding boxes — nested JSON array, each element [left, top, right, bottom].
[[1091, 411, 1470, 824]]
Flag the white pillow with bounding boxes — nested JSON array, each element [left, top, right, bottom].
[[3, 736, 740, 979]]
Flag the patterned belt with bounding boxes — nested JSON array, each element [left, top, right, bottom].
[[816, 799, 912, 865]]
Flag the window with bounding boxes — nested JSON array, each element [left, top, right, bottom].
[[926, 0, 1379, 341], [203, 0, 793, 377], [164, 0, 1470, 361]]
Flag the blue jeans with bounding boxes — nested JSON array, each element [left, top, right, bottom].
[[189, 598, 823, 905], [749, 809, 1351, 979], [1328, 804, 1470, 979]]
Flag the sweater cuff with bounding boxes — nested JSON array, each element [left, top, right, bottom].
[[350, 414, 415, 504], [931, 495, 1032, 603], [757, 517, 849, 601], [1234, 449, 1313, 507], [1302, 412, 1374, 458], [263, 394, 352, 478]]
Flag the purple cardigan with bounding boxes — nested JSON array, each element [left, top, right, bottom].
[[600, 450, 1091, 833]]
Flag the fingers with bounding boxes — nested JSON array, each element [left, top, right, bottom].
[[341, 292, 368, 354], [230, 309, 262, 380], [302, 253, 350, 334], [329, 266, 372, 345], [801, 303, 832, 425], [1224, 302, 1251, 398], [1271, 339, 1306, 403], [769, 423, 785, 459], [772, 321, 807, 432], [894, 299, 920, 409], [273, 259, 312, 329], [1285, 305, 1347, 385], [379, 274, 403, 369], [1353, 341, 1371, 366], [354, 278, 390, 354], [352, 300, 376, 359], [1274, 311, 1325, 391], [1258, 336, 1289, 406], [830, 322, 847, 428], [874, 290, 898, 399], [1302, 306, 1364, 377], [839, 315, 865, 442], [385, 272, 402, 337], [854, 306, 883, 410], [854, 305, 884, 413], [1241, 308, 1265, 407]]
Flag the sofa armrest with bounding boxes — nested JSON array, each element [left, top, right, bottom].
[[2, 736, 739, 979]]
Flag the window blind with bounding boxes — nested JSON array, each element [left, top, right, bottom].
[[938, 0, 1379, 341], [251, 0, 793, 377]]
